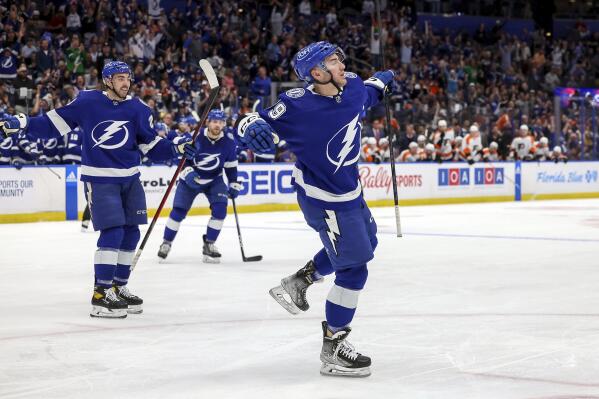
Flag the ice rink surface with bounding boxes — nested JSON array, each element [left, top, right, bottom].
[[1, 199, 599, 399]]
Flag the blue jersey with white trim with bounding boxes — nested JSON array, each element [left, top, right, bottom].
[[180, 128, 238, 186], [62, 127, 83, 164], [27, 90, 174, 182], [258, 73, 381, 210]]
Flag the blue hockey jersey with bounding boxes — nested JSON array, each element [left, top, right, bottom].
[[27, 90, 174, 183], [62, 127, 83, 164], [0, 136, 12, 164], [37, 137, 63, 164], [257, 73, 381, 210], [180, 127, 238, 186]]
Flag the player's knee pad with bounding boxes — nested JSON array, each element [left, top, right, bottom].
[[210, 202, 227, 220], [170, 207, 188, 222], [334, 265, 369, 291], [97, 226, 125, 249], [121, 225, 141, 251]]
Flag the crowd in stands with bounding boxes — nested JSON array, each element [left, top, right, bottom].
[[0, 0, 597, 167]]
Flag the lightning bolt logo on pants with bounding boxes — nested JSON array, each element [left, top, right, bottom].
[[324, 210, 340, 256]]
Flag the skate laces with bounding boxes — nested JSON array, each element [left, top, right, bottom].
[[333, 338, 359, 361], [105, 287, 119, 302]]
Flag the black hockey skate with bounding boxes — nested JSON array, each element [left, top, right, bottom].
[[157, 240, 171, 261], [320, 321, 371, 378], [202, 234, 221, 264], [114, 284, 143, 314], [90, 286, 128, 318], [269, 260, 322, 315]]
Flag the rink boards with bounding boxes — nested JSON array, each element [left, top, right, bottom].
[[1, 161, 599, 223]]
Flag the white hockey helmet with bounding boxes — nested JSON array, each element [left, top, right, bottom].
[[553, 146, 562, 153], [520, 124, 529, 132], [455, 136, 464, 144], [540, 137, 549, 145], [417, 134, 426, 143], [366, 137, 376, 146], [438, 119, 447, 128], [409, 141, 418, 149], [379, 137, 389, 146], [490, 141, 499, 149], [469, 124, 479, 133], [361, 137, 368, 145], [425, 143, 435, 152]]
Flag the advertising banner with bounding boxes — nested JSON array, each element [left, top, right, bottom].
[[0, 166, 65, 214]]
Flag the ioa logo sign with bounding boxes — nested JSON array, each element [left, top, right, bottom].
[[438, 168, 504, 186], [91, 120, 130, 149]]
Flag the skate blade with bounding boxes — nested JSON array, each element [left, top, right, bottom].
[[90, 306, 127, 319], [269, 285, 301, 315], [158, 256, 167, 263], [320, 363, 371, 378], [127, 305, 143, 314], [203, 255, 220, 264]]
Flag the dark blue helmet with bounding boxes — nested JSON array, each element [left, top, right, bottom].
[[293, 41, 344, 83], [102, 61, 131, 79], [207, 109, 226, 122]]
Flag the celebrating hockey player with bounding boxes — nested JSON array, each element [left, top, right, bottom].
[[235, 41, 394, 377], [0, 61, 195, 318], [157, 109, 241, 263]]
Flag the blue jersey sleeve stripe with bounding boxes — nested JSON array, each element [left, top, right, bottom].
[[223, 160, 238, 168], [46, 109, 72, 136], [138, 136, 162, 155]]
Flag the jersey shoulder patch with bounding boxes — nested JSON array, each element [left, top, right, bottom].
[[344, 72, 358, 79], [284, 88, 305, 99]]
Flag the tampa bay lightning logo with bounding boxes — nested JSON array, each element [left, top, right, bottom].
[[91, 120, 130, 149], [0, 137, 12, 149], [1, 57, 13, 69], [326, 114, 361, 173], [44, 138, 58, 149], [193, 153, 220, 170]]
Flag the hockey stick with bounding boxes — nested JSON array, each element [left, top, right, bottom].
[[231, 197, 262, 262], [130, 59, 220, 270], [375, 0, 402, 238]]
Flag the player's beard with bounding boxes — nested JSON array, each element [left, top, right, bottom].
[[207, 126, 221, 138]]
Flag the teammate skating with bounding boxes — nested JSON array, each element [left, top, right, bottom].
[[0, 61, 195, 318], [236, 41, 394, 377], [157, 109, 240, 264]]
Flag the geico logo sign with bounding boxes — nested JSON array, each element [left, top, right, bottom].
[[237, 169, 294, 195]]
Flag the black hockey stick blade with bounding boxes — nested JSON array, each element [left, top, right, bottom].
[[243, 255, 263, 262]]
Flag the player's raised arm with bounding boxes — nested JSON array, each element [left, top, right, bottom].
[[0, 95, 82, 140], [363, 70, 395, 109]]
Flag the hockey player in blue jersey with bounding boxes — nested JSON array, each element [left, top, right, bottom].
[[236, 42, 394, 377], [0, 61, 195, 318], [157, 109, 241, 263]]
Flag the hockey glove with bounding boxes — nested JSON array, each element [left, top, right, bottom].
[[181, 166, 204, 190], [0, 113, 29, 138], [236, 113, 278, 153], [364, 70, 395, 96], [228, 181, 243, 199], [467, 158, 475, 165], [172, 139, 196, 160]]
